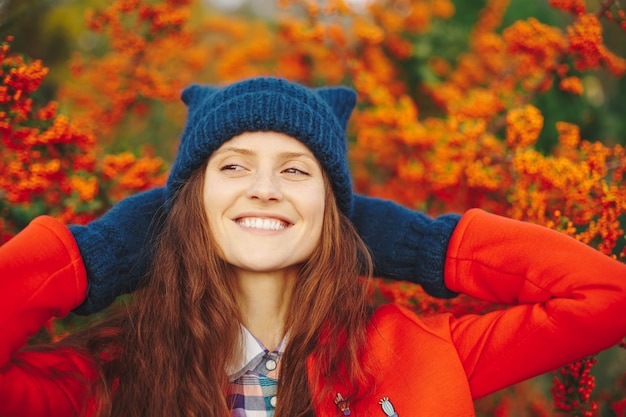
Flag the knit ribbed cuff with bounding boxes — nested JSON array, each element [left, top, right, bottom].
[[351, 194, 460, 299], [69, 224, 141, 315], [401, 213, 460, 298]]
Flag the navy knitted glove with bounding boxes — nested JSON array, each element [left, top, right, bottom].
[[70, 187, 166, 315], [70, 190, 457, 315], [350, 194, 460, 298]]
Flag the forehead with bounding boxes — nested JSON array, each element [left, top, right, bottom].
[[212, 131, 318, 160]]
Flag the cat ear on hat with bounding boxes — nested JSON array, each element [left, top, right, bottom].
[[181, 84, 219, 107], [315, 86, 357, 131]]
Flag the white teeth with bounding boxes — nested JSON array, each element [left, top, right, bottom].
[[238, 217, 286, 231]]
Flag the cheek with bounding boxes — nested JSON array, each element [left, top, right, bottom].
[[203, 187, 228, 236], [203, 174, 232, 218], [202, 200, 230, 261], [203, 206, 218, 232], [305, 188, 326, 235], [203, 194, 229, 232], [202, 191, 216, 225]]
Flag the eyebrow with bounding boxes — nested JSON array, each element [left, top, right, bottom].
[[214, 147, 255, 156], [214, 147, 316, 161]]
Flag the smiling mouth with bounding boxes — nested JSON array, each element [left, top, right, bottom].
[[235, 217, 290, 231]]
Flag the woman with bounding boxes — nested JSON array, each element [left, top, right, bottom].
[[1, 77, 625, 417]]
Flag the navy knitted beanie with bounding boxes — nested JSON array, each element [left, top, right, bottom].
[[166, 77, 357, 215]]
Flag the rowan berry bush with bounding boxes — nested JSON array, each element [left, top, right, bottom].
[[2, 0, 625, 415]]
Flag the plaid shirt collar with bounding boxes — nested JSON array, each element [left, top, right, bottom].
[[228, 326, 287, 382]]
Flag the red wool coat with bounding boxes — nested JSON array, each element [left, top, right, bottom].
[[1, 209, 626, 417]]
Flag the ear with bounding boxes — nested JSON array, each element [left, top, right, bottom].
[[181, 84, 219, 107], [316, 87, 357, 131]]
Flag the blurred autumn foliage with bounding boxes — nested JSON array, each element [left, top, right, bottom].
[[2, 0, 626, 415]]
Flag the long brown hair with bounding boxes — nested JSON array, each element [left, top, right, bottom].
[[81, 162, 374, 417]]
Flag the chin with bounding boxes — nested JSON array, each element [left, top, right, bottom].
[[235, 261, 302, 275]]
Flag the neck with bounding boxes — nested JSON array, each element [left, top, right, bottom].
[[236, 267, 297, 351]]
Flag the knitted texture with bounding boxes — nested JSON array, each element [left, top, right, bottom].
[[71, 191, 458, 315], [167, 77, 357, 215], [69, 78, 461, 314], [350, 194, 460, 298], [70, 187, 166, 315]]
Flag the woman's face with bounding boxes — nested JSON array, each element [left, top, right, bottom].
[[203, 131, 326, 275]]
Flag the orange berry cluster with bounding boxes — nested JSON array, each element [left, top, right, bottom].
[[0, 36, 166, 242], [4, 0, 626, 413]]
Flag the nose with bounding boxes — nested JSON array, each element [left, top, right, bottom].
[[246, 170, 283, 202]]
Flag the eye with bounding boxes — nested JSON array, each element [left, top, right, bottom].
[[220, 164, 245, 172], [282, 167, 310, 176]]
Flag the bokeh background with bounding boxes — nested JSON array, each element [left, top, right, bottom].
[[1, 0, 626, 415]]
